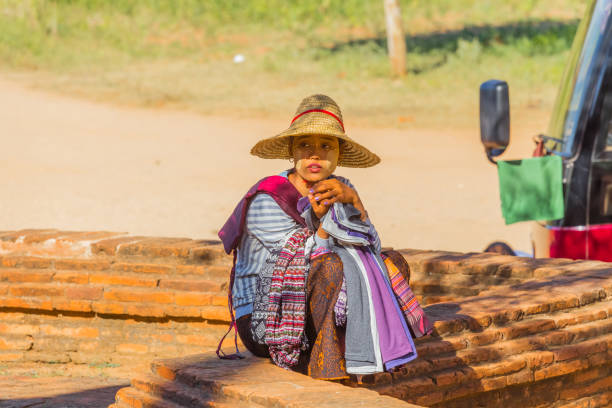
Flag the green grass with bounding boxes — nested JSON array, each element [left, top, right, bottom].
[[0, 0, 589, 127]]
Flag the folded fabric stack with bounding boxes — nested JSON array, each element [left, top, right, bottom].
[[305, 199, 432, 374]]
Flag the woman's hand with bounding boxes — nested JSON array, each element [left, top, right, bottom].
[[310, 179, 356, 206], [308, 192, 332, 219], [309, 179, 368, 221]]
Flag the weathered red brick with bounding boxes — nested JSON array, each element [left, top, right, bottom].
[[9, 284, 63, 298], [1, 256, 53, 269], [534, 359, 588, 380], [175, 265, 229, 279], [52, 297, 93, 313], [506, 368, 533, 385], [0, 297, 47, 310], [390, 360, 433, 380], [0, 323, 39, 335], [92, 301, 126, 315], [54, 259, 111, 271], [116, 343, 148, 354], [0, 352, 23, 361], [164, 305, 202, 318], [21, 230, 64, 244], [524, 351, 555, 369], [89, 273, 158, 287], [496, 336, 546, 356], [117, 238, 194, 258], [53, 271, 88, 284], [542, 330, 575, 346], [123, 303, 166, 318], [565, 320, 612, 342], [91, 236, 147, 256], [190, 244, 230, 265], [40, 325, 99, 338], [65, 286, 103, 301], [499, 319, 556, 340], [523, 302, 551, 316], [472, 357, 526, 378], [553, 338, 608, 361], [175, 292, 212, 307], [548, 294, 581, 312], [1, 269, 54, 283], [151, 333, 174, 343], [480, 375, 507, 391], [466, 330, 502, 346], [103, 288, 173, 304], [158, 279, 220, 292], [0, 336, 33, 351], [433, 318, 467, 336], [587, 351, 608, 367], [200, 306, 230, 322], [432, 369, 474, 387], [428, 355, 463, 372], [457, 347, 499, 365], [210, 295, 227, 307], [111, 263, 173, 275], [559, 375, 612, 400]]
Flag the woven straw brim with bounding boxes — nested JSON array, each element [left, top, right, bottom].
[[250, 116, 380, 168]]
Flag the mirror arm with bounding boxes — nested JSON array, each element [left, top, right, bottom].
[[486, 150, 499, 165]]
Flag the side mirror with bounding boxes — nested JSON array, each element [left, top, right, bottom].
[[480, 80, 510, 164]]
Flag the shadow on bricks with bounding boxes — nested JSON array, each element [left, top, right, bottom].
[[0, 384, 126, 408]]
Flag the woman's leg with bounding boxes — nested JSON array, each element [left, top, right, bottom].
[[235, 314, 270, 358], [382, 250, 411, 283], [305, 252, 347, 380]]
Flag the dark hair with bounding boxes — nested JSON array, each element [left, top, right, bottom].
[[483, 241, 515, 256]]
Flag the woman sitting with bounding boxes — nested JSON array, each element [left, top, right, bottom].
[[218, 94, 432, 380]]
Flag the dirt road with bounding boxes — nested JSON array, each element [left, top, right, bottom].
[[0, 77, 542, 253]]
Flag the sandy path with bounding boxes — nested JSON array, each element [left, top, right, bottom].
[[0, 77, 542, 253]]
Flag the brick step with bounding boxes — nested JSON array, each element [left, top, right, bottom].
[[363, 333, 612, 406], [114, 386, 183, 408], [0, 263, 230, 286], [130, 374, 266, 408], [409, 272, 523, 292], [410, 279, 481, 297], [354, 307, 612, 407], [92, 237, 230, 266], [131, 374, 216, 407], [145, 353, 419, 408]]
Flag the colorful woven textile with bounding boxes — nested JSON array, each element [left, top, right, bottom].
[[265, 228, 312, 368], [334, 280, 347, 327], [384, 257, 433, 337]]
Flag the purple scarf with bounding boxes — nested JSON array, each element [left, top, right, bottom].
[[219, 176, 305, 254], [217, 176, 306, 359]]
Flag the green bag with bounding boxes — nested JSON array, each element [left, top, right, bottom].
[[497, 156, 565, 225]]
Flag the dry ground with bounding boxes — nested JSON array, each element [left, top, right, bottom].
[[0, 76, 545, 254]]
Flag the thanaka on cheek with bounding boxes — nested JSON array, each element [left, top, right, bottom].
[[295, 159, 334, 183]]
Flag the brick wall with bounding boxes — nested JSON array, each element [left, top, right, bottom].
[[0, 229, 235, 366], [1, 229, 610, 407]]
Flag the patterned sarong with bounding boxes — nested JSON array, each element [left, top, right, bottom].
[[384, 256, 433, 337], [265, 228, 311, 368]]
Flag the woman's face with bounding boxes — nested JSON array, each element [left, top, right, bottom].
[[291, 135, 340, 183]]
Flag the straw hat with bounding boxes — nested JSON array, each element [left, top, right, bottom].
[[250, 94, 380, 168]]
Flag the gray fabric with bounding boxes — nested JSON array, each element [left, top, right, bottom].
[[321, 205, 370, 246], [333, 244, 377, 371], [334, 203, 371, 234]]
